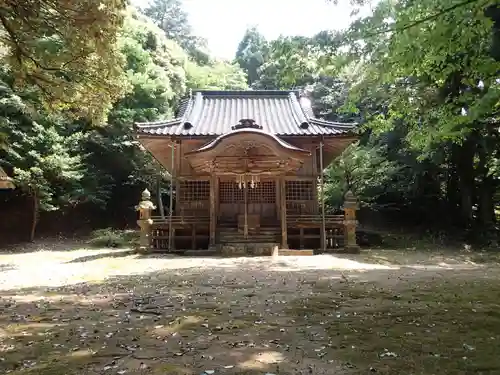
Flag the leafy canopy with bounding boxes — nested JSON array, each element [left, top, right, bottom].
[[0, 0, 129, 122]]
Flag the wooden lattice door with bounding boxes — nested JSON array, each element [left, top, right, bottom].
[[218, 181, 243, 223], [247, 180, 276, 220], [218, 179, 277, 224]]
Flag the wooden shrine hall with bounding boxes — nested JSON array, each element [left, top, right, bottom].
[[135, 90, 360, 255]]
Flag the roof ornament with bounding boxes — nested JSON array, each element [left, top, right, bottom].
[[231, 118, 263, 131]]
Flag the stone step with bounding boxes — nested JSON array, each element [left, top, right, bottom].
[[218, 232, 279, 237], [278, 249, 315, 256], [220, 243, 278, 256], [218, 231, 280, 236], [219, 238, 278, 244], [218, 229, 280, 234]]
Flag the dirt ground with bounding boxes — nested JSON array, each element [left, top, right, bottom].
[[1, 242, 499, 375]]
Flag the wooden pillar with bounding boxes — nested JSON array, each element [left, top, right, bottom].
[[280, 177, 288, 249], [319, 140, 326, 251], [209, 175, 217, 246], [244, 178, 248, 238], [156, 177, 165, 219], [299, 228, 304, 249], [192, 224, 196, 250], [275, 179, 280, 220], [175, 142, 182, 215], [168, 141, 175, 251], [343, 190, 360, 253]]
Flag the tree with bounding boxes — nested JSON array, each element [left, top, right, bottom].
[[254, 33, 344, 90], [78, 9, 191, 226], [186, 59, 248, 90], [0, 0, 129, 122], [238, 0, 500, 242], [142, 0, 210, 64], [0, 72, 86, 241], [341, 0, 500, 239], [235, 27, 269, 86]]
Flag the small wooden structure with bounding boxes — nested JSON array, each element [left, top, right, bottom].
[[135, 90, 360, 254], [0, 166, 15, 190]]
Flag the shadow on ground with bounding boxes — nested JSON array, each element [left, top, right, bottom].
[[0, 264, 356, 374], [1, 245, 499, 374], [65, 249, 137, 264]]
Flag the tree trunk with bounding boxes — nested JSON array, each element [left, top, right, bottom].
[[157, 177, 165, 219], [30, 188, 39, 242], [446, 161, 461, 225], [476, 137, 496, 236], [478, 175, 495, 226], [452, 138, 476, 230]]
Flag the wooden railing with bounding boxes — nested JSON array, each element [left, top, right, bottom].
[[151, 216, 209, 226], [286, 214, 344, 227], [150, 216, 210, 251]]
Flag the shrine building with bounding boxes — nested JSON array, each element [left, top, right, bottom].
[[135, 90, 359, 255]]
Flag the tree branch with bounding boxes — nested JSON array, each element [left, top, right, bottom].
[[360, 0, 483, 38]]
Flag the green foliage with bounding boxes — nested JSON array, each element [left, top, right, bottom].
[[0, 5, 248, 241], [87, 228, 138, 248], [6, 0, 499, 244], [346, 0, 500, 151], [0, 74, 85, 212], [235, 1, 500, 240], [0, 0, 129, 122], [235, 27, 269, 85], [142, 0, 210, 65], [78, 9, 190, 218], [252, 33, 343, 90], [337, 0, 500, 238], [325, 143, 402, 210], [186, 60, 248, 90], [116, 9, 188, 121]]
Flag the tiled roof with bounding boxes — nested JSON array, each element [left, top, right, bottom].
[[135, 90, 356, 137]]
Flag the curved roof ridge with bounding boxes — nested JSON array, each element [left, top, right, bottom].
[[287, 91, 309, 125], [187, 128, 310, 155], [180, 93, 195, 123], [187, 91, 204, 124]]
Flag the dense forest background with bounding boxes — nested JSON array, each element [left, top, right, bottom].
[[0, 0, 499, 247]]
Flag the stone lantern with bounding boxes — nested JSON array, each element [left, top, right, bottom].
[[0, 167, 15, 190], [342, 190, 360, 253], [136, 189, 156, 252]]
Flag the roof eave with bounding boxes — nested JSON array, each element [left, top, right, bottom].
[[308, 118, 358, 128], [185, 129, 311, 156]]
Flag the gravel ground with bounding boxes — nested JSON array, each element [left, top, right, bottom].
[[0, 243, 498, 375]]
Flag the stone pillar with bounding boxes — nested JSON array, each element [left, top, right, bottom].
[[342, 190, 360, 253], [136, 189, 156, 253]]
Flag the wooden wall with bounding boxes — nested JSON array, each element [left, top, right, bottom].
[[140, 135, 356, 221], [140, 136, 351, 178], [178, 140, 208, 177]]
